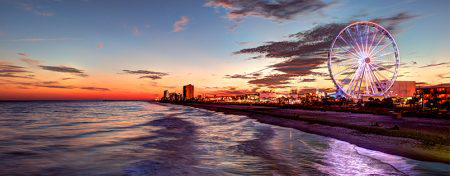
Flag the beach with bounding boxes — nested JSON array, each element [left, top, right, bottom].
[[4, 101, 450, 175], [177, 102, 450, 164]]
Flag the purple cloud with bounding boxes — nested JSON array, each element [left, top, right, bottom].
[[122, 69, 169, 80], [39, 65, 88, 77], [173, 16, 189, 32], [205, 0, 334, 21]]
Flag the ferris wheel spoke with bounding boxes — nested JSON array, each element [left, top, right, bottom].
[[369, 33, 386, 57], [372, 64, 395, 74], [334, 64, 358, 76], [363, 65, 369, 95], [367, 67, 378, 94], [345, 65, 362, 94], [339, 35, 358, 55], [372, 51, 396, 60], [373, 57, 396, 62], [374, 59, 395, 63], [370, 63, 392, 88], [339, 70, 355, 85], [345, 28, 364, 56], [364, 65, 370, 95], [371, 43, 392, 58], [369, 64, 384, 93], [339, 34, 362, 58], [357, 25, 364, 55], [370, 64, 390, 92], [333, 54, 358, 65], [367, 27, 379, 57], [356, 65, 365, 96], [364, 24, 370, 54], [349, 64, 363, 95], [358, 25, 367, 57], [335, 44, 361, 59], [337, 61, 358, 67]]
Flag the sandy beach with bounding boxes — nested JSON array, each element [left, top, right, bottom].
[[175, 103, 450, 164]]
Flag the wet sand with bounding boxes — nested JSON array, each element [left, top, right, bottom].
[[176, 103, 450, 164]]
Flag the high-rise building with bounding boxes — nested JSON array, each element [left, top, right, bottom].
[[183, 84, 194, 100], [163, 90, 169, 100]]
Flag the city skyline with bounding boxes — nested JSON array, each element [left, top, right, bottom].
[[0, 0, 449, 100]]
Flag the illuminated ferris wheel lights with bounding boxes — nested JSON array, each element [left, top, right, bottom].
[[328, 22, 400, 99]]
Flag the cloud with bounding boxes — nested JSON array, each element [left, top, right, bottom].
[[61, 78, 75, 80], [233, 12, 417, 87], [206, 86, 258, 96], [437, 72, 450, 79], [122, 70, 168, 75], [1, 79, 110, 91], [17, 53, 28, 57], [97, 42, 104, 49], [39, 65, 88, 77], [205, 0, 334, 21], [0, 63, 30, 73], [79, 87, 110, 91], [224, 74, 257, 79], [0, 73, 34, 79], [419, 62, 449, 68], [20, 3, 54, 16], [122, 69, 169, 80], [0, 62, 34, 79], [139, 75, 163, 80], [370, 12, 417, 33], [20, 58, 41, 67], [299, 78, 316, 82], [248, 74, 292, 86], [173, 16, 189, 32], [17, 53, 41, 67], [3, 80, 74, 89]]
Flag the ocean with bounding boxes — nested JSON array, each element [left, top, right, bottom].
[[0, 101, 448, 175]]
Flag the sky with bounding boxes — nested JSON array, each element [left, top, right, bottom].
[[0, 0, 449, 100]]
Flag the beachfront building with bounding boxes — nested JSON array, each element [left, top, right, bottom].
[[259, 91, 277, 103], [387, 81, 416, 98], [163, 90, 169, 100], [168, 92, 182, 101], [183, 84, 194, 100], [416, 83, 449, 109]]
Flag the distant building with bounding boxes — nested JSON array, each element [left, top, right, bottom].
[[259, 91, 277, 102], [168, 92, 182, 101], [298, 88, 317, 96], [387, 81, 416, 98], [183, 84, 194, 100], [416, 83, 449, 108], [163, 90, 169, 100]]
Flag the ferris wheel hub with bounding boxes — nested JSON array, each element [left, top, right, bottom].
[[364, 57, 371, 63]]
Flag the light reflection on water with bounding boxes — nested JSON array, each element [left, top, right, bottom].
[[0, 101, 448, 175]]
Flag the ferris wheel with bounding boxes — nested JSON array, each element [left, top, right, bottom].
[[328, 21, 400, 99]]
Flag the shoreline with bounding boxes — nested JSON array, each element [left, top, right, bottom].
[[169, 102, 450, 164]]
